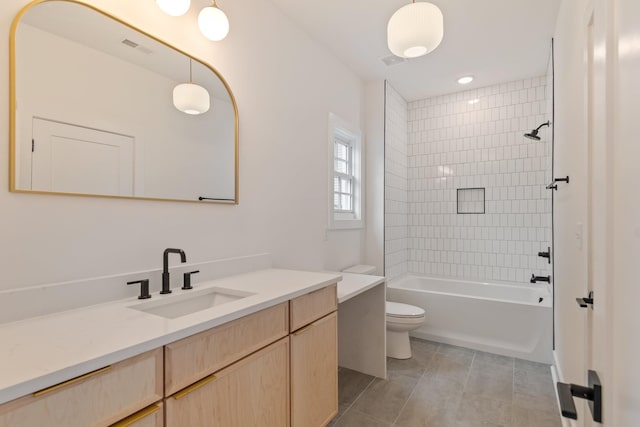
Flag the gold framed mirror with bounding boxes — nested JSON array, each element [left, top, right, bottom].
[[10, 0, 239, 203]]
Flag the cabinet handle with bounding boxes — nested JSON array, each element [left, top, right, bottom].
[[293, 323, 315, 336], [33, 366, 112, 397], [173, 373, 218, 400], [111, 404, 161, 427]]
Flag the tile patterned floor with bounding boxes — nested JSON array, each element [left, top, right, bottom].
[[329, 338, 562, 427]]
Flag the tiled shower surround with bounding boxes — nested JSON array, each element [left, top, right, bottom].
[[388, 77, 552, 285]]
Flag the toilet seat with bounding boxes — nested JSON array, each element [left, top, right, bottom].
[[386, 301, 425, 318]]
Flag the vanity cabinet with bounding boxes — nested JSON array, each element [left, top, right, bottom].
[[163, 302, 290, 426], [290, 284, 338, 427], [165, 338, 290, 426], [0, 282, 338, 427], [0, 348, 163, 427], [164, 284, 338, 427], [164, 302, 289, 396]]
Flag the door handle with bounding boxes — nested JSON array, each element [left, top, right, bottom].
[[576, 291, 594, 308], [556, 370, 602, 422]]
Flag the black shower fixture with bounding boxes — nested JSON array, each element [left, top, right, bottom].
[[524, 121, 551, 141]]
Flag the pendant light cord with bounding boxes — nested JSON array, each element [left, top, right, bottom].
[[189, 59, 193, 83]]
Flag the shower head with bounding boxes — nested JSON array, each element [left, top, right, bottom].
[[524, 131, 541, 141], [524, 121, 551, 141]]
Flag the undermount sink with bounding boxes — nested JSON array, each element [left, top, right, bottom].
[[129, 287, 255, 319]]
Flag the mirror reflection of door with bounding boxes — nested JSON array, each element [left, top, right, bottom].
[[31, 118, 134, 196]]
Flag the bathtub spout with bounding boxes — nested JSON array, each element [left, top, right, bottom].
[[530, 274, 551, 284]]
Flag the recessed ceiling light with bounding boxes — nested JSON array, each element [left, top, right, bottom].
[[458, 76, 474, 85]]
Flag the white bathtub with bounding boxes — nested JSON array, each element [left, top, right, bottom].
[[387, 275, 553, 363]]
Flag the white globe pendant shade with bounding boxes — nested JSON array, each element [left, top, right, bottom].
[[198, 5, 229, 41], [387, 2, 444, 58], [156, 0, 191, 17], [173, 83, 210, 115]]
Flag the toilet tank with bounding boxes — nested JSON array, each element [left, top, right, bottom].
[[342, 265, 377, 275]]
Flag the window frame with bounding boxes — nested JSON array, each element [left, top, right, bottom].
[[333, 134, 354, 214], [328, 113, 363, 230]]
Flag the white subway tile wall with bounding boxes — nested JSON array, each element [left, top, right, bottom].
[[385, 82, 409, 281], [405, 77, 553, 284]]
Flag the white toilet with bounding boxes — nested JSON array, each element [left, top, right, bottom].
[[385, 301, 426, 359], [342, 265, 426, 360]]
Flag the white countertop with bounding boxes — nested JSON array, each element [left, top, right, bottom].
[[0, 268, 340, 405], [334, 272, 385, 303]]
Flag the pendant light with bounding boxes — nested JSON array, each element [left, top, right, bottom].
[[156, 0, 191, 17], [387, 0, 444, 59], [198, 0, 229, 41], [173, 59, 210, 115]]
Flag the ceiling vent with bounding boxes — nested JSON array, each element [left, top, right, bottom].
[[121, 39, 153, 54], [381, 55, 406, 66]]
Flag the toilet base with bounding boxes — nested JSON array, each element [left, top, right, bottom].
[[386, 330, 412, 359]]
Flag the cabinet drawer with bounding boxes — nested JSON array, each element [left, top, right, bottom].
[[165, 337, 290, 427], [111, 402, 164, 427], [165, 302, 289, 396], [0, 348, 163, 427], [290, 283, 337, 332]]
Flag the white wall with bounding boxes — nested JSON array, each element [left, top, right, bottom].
[[406, 77, 552, 284], [383, 82, 408, 281], [0, 0, 364, 290]]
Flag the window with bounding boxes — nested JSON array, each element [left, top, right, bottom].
[[333, 135, 354, 213], [328, 113, 363, 229]]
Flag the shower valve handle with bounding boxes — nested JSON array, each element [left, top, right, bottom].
[[547, 176, 570, 190], [538, 247, 551, 264]]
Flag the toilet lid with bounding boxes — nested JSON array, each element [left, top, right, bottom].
[[386, 301, 425, 318]]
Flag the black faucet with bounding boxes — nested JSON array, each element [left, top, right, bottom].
[[161, 248, 187, 294], [530, 274, 551, 284]]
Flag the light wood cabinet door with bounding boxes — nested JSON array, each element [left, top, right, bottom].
[[0, 348, 163, 427], [290, 312, 338, 427], [165, 302, 289, 396], [165, 337, 290, 427]]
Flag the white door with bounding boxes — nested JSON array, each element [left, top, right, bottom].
[[582, 0, 612, 425], [610, 0, 640, 424], [575, 0, 640, 425], [31, 118, 134, 196]]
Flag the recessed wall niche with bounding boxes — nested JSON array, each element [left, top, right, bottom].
[[457, 188, 485, 214]]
